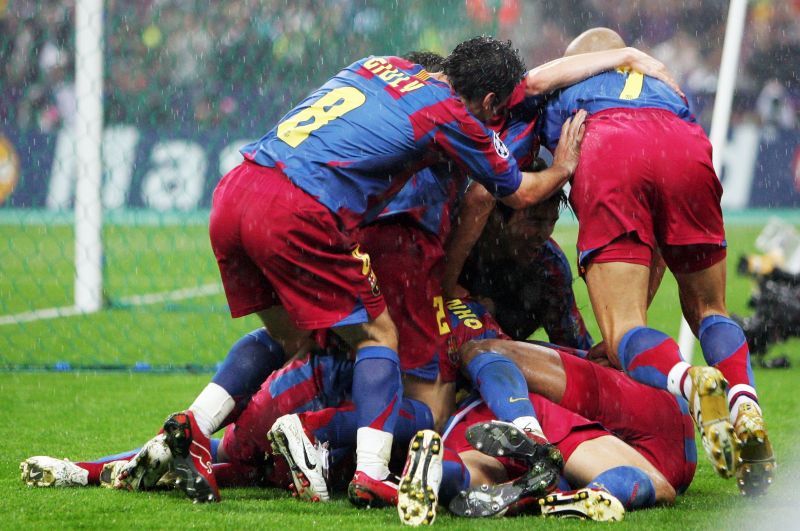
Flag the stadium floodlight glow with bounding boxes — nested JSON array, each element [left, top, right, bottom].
[[677, 0, 748, 361], [74, 0, 105, 313]]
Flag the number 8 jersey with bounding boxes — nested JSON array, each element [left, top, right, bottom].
[[240, 56, 522, 231]]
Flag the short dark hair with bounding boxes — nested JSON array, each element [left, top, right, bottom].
[[403, 51, 445, 73], [443, 36, 526, 103], [496, 186, 569, 222]]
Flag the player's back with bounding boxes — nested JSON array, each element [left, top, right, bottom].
[[539, 70, 693, 151], [374, 163, 462, 241], [374, 108, 539, 240], [241, 56, 519, 229]]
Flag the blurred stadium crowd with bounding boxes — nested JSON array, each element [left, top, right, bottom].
[[1, 0, 798, 133]]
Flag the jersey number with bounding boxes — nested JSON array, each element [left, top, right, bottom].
[[433, 296, 451, 335], [619, 71, 644, 100], [277, 87, 366, 148]]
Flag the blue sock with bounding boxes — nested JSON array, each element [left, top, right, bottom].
[[352, 346, 402, 433], [698, 315, 756, 390], [85, 448, 141, 465], [466, 352, 536, 421], [439, 448, 471, 505], [212, 329, 287, 405], [589, 466, 656, 510], [210, 437, 221, 462], [618, 327, 684, 391], [309, 397, 432, 449], [393, 398, 434, 447]]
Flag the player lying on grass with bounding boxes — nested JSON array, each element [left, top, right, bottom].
[[20, 164, 594, 506], [428, 336, 695, 522], [265, 299, 697, 526], [534, 27, 775, 495]]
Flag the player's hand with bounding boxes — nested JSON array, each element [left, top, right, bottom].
[[443, 282, 470, 300], [623, 47, 685, 99], [587, 340, 614, 368], [552, 109, 586, 176]]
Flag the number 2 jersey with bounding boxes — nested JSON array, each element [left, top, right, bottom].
[[240, 56, 522, 232]]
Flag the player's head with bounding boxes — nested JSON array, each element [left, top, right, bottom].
[[564, 27, 626, 56], [404, 50, 445, 73], [443, 36, 526, 122], [496, 185, 568, 260]]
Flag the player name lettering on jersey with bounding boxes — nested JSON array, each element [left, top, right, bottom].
[[446, 299, 483, 330], [363, 57, 425, 93]]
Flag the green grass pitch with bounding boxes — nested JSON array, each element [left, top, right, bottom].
[[1, 215, 798, 527]]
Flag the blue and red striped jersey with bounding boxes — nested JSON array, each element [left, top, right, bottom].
[[538, 70, 693, 152], [240, 56, 521, 231], [374, 80, 541, 239]]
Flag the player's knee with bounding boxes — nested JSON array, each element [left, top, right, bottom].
[[459, 338, 504, 366], [651, 474, 676, 506], [363, 310, 399, 350]]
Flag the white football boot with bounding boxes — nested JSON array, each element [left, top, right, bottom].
[[268, 414, 330, 502], [113, 433, 173, 490], [398, 430, 443, 526], [20, 456, 88, 487]]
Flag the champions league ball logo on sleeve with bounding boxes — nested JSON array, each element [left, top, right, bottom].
[[0, 135, 20, 204], [492, 131, 510, 159]]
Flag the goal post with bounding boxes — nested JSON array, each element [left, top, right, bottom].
[[677, 0, 748, 361], [74, 0, 104, 313]]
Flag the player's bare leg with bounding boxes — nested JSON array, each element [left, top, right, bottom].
[[584, 261, 650, 364], [585, 260, 738, 478], [675, 258, 775, 495], [564, 436, 674, 505], [402, 374, 457, 433]]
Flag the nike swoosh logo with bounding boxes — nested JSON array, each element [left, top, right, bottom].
[[29, 470, 42, 480], [301, 444, 317, 470], [509, 397, 529, 403]]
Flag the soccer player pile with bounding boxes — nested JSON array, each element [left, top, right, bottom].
[[21, 27, 775, 525]]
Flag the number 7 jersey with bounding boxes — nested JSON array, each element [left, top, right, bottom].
[[240, 56, 522, 231], [537, 69, 694, 153]]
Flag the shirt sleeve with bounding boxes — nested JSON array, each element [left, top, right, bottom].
[[430, 99, 522, 198], [500, 118, 539, 169]]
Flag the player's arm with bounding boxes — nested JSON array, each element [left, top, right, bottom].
[[499, 110, 586, 210], [442, 181, 496, 299], [525, 47, 682, 97]]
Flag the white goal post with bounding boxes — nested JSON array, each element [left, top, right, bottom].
[[74, 0, 104, 313], [677, 0, 748, 361]]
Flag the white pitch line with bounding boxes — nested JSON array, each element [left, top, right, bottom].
[[118, 283, 222, 306], [0, 283, 223, 326], [0, 305, 84, 325]]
